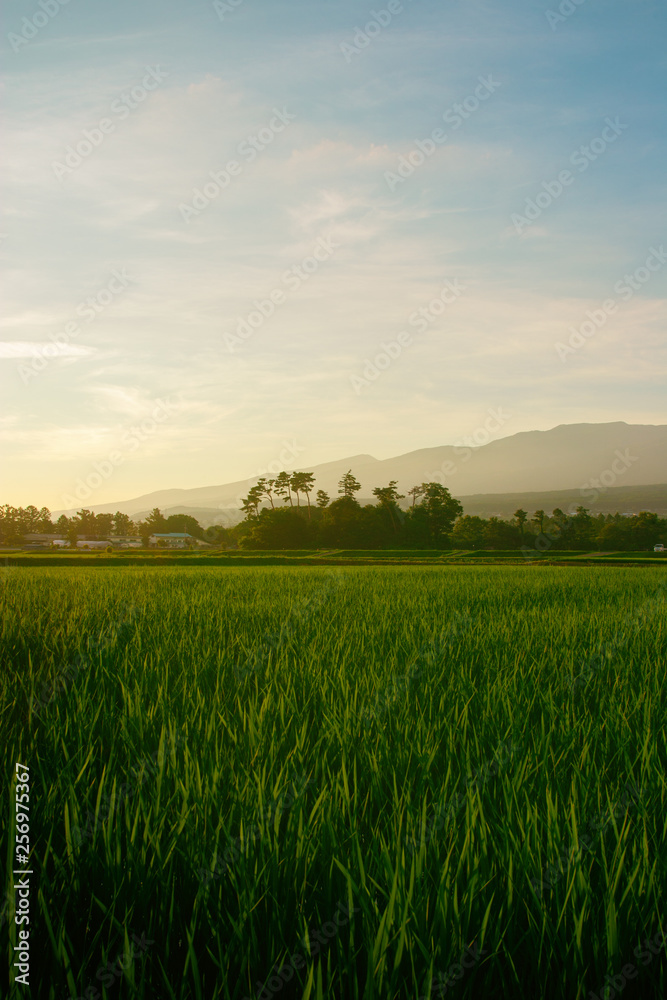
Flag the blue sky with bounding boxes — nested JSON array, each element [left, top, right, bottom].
[[1, 0, 665, 509]]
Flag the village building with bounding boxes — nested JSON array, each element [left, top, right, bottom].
[[148, 532, 200, 549]]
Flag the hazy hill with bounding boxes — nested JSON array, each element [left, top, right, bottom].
[[55, 421, 667, 521], [454, 482, 667, 520]]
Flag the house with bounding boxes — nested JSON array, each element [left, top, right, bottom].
[[22, 533, 67, 549], [24, 533, 66, 545], [109, 535, 142, 549], [149, 532, 198, 549], [655, 543, 665, 553], [76, 540, 110, 550]]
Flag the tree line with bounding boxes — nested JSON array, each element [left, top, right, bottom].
[[0, 505, 223, 547], [236, 470, 665, 551], [1, 472, 664, 551], [239, 471, 464, 548]]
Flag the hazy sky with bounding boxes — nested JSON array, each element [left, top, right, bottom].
[[1, 0, 665, 509]]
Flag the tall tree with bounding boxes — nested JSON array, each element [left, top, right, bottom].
[[415, 483, 463, 546], [0, 505, 54, 539], [262, 479, 276, 510], [570, 506, 596, 550], [407, 485, 425, 509], [291, 472, 316, 518], [249, 478, 273, 511], [514, 509, 528, 539], [532, 509, 546, 534], [451, 515, 487, 549], [0, 505, 24, 543], [630, 511, 662, 550], [145, 508, 168, 533], [316, 490, 330, 509], [338, 470, 362, 499], [54, 514, 70, 535], [484, 516, 520, 550], [240, 485, 264, 519], [31, 506, 53, 532], [165, 514, 204, 539], [300, 473, 316, 519], [290, 473, 302, 507], [72, 509, 99, 537], [372, 481, 405, 532], [240, 508, 313, 550], [94, 513, 114, 538], [410, 483, 463, 548], [274, 471, 293, 507], [113, 512, 136, 535], [320, 496, 365, 548]]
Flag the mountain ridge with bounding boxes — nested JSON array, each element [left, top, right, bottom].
[[54, 421, 667, 519]]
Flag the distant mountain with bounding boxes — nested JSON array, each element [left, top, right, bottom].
[[454, 483, 667, 520], [54, 421, 667, 522]]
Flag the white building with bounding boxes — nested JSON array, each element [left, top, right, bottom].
[[149, 532, 198, 549], [109, 535, 142, 549]]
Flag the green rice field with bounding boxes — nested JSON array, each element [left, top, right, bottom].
[[2, 565, 666, 999]]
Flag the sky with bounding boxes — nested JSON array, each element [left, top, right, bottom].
[[1, 0, 666, 510]]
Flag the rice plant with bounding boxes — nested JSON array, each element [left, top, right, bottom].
[[1, 565, 666, 999]]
